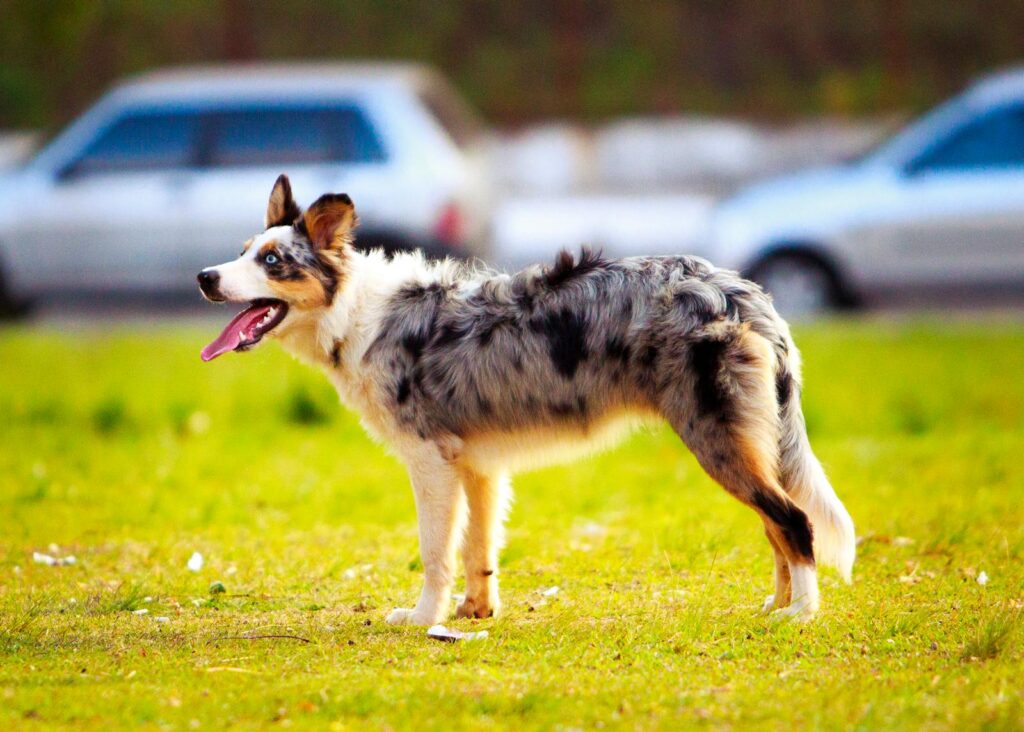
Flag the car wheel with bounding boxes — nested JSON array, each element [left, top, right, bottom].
[[749, 253, 841, 318], [0, 260, 31, 320]]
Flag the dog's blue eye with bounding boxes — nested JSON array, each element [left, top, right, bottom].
[[265, 254, 279, 265]]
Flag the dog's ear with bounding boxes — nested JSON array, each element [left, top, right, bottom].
[[302, 193, 357, 250], [265, 174, 302, 229]]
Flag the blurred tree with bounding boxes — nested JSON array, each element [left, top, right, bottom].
[[0, 0, 1022, 130]]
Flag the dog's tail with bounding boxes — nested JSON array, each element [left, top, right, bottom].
[[776, 346, 856, 582]]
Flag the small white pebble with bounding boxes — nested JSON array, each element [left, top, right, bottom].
[[187, 552, 204, 572], [542, 586, 560, 597], [154, 616, 170, 623], [427, 624, 488, 642], [133, 608, 149, 616], [225, 565, 237, 576], [342, 568, 357, 580], [143, 596, 153, 603], [33, 552, 57, 566], [977, 570, 989, 586], [62, 555, 77, 565]]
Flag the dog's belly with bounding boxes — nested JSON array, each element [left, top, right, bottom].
[[459, 408, 658, 473]]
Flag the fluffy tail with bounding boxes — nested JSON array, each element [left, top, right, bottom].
[[776, 356, 856, 582]]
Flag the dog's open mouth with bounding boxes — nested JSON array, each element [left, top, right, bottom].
[[201, 299, 289, 361]]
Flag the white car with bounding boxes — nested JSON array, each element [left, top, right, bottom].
[[0, 63, 492, 313], [704, 68, 1024, 314]]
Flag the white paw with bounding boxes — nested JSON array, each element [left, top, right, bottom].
[[385, 607, 436, 626], [761, 594, 777, 613], [770, 597, 818, 623]]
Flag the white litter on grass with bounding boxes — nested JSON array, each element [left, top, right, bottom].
[[32, 552, 76, 566], [187, 552, 204, 572], [426, 625, 488, 643], [133, 609, 149, 616], [154, 616, 170, 623], [541, 586, 560, 597], [977, 570, 989, 586]]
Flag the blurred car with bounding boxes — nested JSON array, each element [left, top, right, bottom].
[[704, 68, 1024, 314], [0, 63, 492, 313]]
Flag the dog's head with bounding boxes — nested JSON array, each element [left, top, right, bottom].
[[197, 174, 356, 361]]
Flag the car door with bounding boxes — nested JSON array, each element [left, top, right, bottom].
[[13, 108, 201, 292], [182, 103, 388, 269], [878, 104, 1024, 288]]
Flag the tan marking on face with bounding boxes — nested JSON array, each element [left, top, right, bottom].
[[266, 275, 329, 309], [258, 240, 279, 257], [242, 238, 255, 253]]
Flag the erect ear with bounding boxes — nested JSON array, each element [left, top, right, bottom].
[[265, 174, 302, 229], [302, 193, 357, 250]]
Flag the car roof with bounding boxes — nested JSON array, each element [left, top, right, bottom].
[[109, 62, 442, 104], [964, 66, 1024, 107]]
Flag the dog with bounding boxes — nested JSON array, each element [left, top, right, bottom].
[[197, 174, 855, 625]]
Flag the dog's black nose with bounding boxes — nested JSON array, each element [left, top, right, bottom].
[[197, 269, 220, 298]]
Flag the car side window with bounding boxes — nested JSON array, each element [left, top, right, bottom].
[[206, 106, 385, 167], [65, 110, 200, 177], [910, 106, 1024, 173]]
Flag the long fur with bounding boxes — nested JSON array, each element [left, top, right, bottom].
[[199, 178, 856, 625]]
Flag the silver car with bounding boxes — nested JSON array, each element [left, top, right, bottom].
[[705, 68, 1024, 314], [0, 63, 493, 313]]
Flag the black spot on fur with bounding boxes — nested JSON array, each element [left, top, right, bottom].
[[481, 569, 494, 577], [606, 336, 631, 364], [543, 247, 607, 289], [753, 491, 815, 561], [396, 377, 411, 405], [432, 322, 470, 350], [533, 308, 589, 379], [330, 341, 342, 368], [550, 401, 575, 417], [478, 397, 493, 415], [689, 339, 729, 421], [638, 343, 659, 370], [776, 370, 794, 407], [402, 332, 427, 361]]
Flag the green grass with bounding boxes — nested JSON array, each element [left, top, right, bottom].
[[1, 317, 1022, 730]]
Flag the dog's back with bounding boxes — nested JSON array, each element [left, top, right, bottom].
[[364, 247, 855, 618]]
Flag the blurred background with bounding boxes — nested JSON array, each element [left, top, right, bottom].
[[1, 0, 1023, 317]]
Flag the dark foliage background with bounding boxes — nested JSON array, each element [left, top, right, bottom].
[[2, 0, 1023, 130]]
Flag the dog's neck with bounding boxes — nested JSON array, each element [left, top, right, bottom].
[[273, 248, 450, 379]]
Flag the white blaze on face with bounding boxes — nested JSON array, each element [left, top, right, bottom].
[[210, 226, 294, 302]]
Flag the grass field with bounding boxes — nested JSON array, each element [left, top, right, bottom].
[[1, 317, 1022, 730]]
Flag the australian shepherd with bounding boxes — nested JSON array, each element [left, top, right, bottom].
[[197, 174, 855, 625]]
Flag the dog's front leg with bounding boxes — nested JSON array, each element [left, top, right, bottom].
[[386, 448, 466, 626]]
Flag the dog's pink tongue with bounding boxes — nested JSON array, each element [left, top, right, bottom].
[[201, 303, 272, 361]]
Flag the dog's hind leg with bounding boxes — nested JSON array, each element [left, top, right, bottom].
[[455, 467, 510, 619], [386, 444, 467, 626], [665, 326, 819, 620]]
